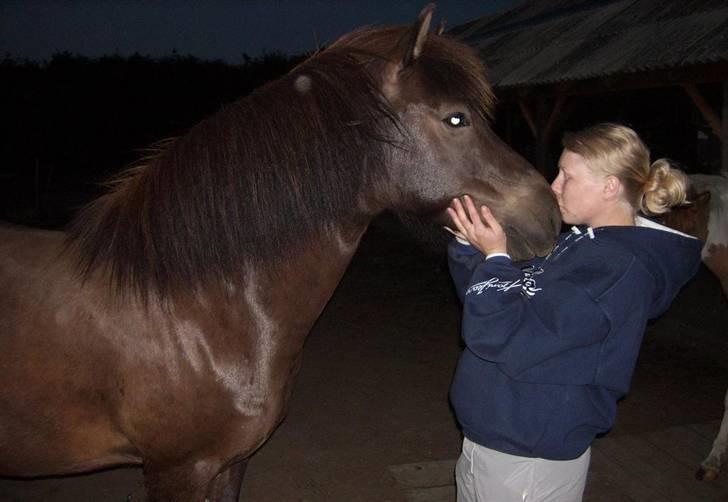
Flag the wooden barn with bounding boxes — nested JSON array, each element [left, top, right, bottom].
[[450, 0, 728, 178]]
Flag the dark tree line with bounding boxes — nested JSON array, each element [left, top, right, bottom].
[[1, 50, 720, 227], [0, 51, 305, 226]]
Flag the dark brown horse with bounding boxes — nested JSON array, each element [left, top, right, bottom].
[[0, 6, 560, 501]]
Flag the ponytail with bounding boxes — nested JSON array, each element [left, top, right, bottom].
[[639, 159, 688, 215]]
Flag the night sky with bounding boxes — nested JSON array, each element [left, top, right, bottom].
[[1, 0, 518, 64]]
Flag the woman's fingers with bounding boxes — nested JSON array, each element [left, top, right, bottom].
[[449, 195, 503, 238], [448, 196, 508, 255], [462, 196, 483, 231], [463, 196, 497, 234], [452, 197, 470, 225], [450, 198, 472, 231], [446, 207, 469, 237], [479, 205, 503, 233]]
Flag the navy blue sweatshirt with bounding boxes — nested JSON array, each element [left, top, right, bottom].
[[448, 217, 702, 460]]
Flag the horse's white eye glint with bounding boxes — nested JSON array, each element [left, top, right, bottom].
[[444, 112, 469, 128]]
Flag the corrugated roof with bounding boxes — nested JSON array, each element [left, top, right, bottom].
[[451, 0, 728, 89]]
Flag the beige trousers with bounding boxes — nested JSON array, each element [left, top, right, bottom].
[[455, 437, 590, 502]]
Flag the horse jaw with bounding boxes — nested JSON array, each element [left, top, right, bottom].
[[427, 173, 560, 261]]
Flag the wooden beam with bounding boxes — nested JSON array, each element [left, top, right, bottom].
[[495, 61, 728, 101], [542, 95, 566, 145], [518, 100, 538, 139], [683, 84, 721, 137]]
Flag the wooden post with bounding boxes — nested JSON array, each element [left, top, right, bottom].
[[683, 84, 721, 137], [543, 95, 566, 144], [518, 100, 538, 140], [517, 97, 566, 177], [537, 96, 567, 180], [535, 99, 550, 176]]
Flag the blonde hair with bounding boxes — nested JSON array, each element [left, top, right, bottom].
[[562, 123, 687, 215]]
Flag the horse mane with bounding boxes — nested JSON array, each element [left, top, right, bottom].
[[67, 26, 494, 301]]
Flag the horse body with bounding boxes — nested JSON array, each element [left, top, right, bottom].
[[0, 6, 560, 500], [0, 225, 135, 475], [1, 222, 362, 486], [661, 173, 728, 481]]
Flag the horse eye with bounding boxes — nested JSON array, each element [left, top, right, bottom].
[[444, 113, 469, 128]]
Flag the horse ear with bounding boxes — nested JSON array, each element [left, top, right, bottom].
[[406, 3, 434, 65], [383, 4, 434, 98], [436, 19, 447, 36]]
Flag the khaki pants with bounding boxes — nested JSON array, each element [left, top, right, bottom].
[[455, 437, 590, 502]]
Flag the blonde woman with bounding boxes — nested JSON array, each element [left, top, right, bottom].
[[446, 123, 703, 501]]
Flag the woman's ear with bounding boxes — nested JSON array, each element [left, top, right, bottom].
[[603, 175, 623, 199]]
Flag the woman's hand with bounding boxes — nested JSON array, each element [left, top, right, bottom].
[[446, 195, 508, 256]]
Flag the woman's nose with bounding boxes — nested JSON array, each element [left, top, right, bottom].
[[550, 179, 561, 195]]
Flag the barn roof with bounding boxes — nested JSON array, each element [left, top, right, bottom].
[[451, 0, 728, 90]]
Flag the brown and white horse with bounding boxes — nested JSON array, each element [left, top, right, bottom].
[[661, 173, 728, 481], [0, 6, 560, 501]]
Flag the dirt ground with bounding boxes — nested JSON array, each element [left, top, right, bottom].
[[2, 216, 727, 501]]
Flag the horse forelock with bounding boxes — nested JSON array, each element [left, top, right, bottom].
[[332, 26, 495, 122], [67, 38, 402, 301], [415, 36, 496, 123]]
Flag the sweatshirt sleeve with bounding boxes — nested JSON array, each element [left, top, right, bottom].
[[448, 238, 486, 303], [459, 255, 616, 380]]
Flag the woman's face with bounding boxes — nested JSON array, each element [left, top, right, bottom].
[[551, 149, 608, 226]]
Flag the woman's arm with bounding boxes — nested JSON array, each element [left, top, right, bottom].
[[448, 238, 485, 302], [446, 195, 636, 382], [459, 255, 613, 378]]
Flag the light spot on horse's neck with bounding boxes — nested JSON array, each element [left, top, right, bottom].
[[242, 266, 276, 336], [222, 279, 237, 296], [294, 74, 312, 94], [327, 221, 367, 257]]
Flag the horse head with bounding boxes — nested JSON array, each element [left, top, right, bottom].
[[330, 4, 560, 260]]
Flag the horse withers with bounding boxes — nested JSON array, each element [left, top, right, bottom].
[[0, 5, 560, 501]]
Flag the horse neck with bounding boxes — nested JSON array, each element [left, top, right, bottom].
[[67, 45, 400, 307], [266, 217, 371, 295], [195, 218, 372, 360]]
